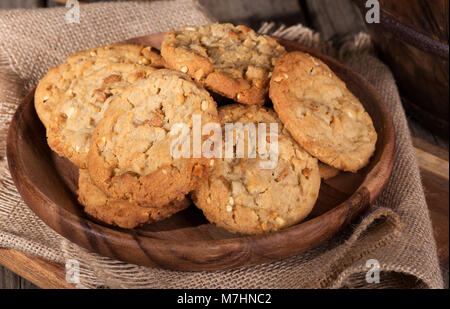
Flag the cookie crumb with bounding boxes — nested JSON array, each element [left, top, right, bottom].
[[201, 100, 208, 111], [275, 217, 285, 226], [275, 168, 288, 182], [346, 109, 355, 119], [193, 163, 205, 177], [176, 93, 186, 104], [99, 136, 107, 146], [273, 75, 284, 82], [302, 168, 311, 178], [103, 74, 122, 85], [261, 222, 268, 231]]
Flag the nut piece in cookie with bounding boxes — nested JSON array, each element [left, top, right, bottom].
[[269, 51, 377, 172], [78, 169, 189, 229], [191, 104, 321, 235], [161, 23, 286, 106], [34, 44, 164, 168], [88, 69, 219, 208]]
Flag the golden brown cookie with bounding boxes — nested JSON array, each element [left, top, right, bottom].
[[77, 169, 189, 229], [269, 51, 377, 172], [35, 44, 164, 168], [318, 162, 341, 180], [191, 104, 320, 235], [161, 23, 286, 106], [88, 69, 219, 208]]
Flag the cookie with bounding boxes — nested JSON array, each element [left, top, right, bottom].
[[88, 69, 219, 208], [35, 44, 164, 168], [318, 162, 340, 180], [161, 23, 286, 106], [269, 51, 377, 172], [35, 43, 164, 128], [78, 169, 189, 229], [191, 104, 320, 235]]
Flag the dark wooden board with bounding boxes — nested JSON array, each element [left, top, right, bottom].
[[0, 249, 72, 289], [352, 0, 449, 138], [412, 137, 449, 278]]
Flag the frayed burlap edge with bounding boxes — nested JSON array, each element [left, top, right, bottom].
[[0, 54, 24, 160], [258, 22, 374, 60]]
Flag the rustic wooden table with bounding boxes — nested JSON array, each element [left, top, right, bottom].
[[0, 0, 448, 289]]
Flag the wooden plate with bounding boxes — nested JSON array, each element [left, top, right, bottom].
[[6, 33, 395, 271]]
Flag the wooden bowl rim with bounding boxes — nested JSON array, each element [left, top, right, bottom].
[[6, 34, 395, 270]]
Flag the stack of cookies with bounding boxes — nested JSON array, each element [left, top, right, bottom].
[[35, 23, 377, 235]]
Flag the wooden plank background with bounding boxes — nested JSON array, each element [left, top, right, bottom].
[[1, 0, 448, 289]]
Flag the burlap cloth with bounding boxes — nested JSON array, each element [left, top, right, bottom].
[[0, 1, 444, 289]]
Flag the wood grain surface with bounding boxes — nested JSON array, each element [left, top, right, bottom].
[[412, 137, 449, 279], [0, 249, 73, 289], [352, 0, 449, 138]]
